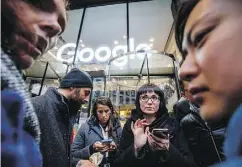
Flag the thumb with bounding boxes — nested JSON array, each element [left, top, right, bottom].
[[131, 121, 134, 132], [145, 126, 149, 135]]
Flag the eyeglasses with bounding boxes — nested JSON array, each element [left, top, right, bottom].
[[84, 90, 91, 96], [140, 95, 160, 102]]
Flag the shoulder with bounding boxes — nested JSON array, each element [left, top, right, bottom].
[[79, 121, 91, 133], [122, 118, 132, 133], [31, 95, 52, 112], [224, 105, 242, 158]]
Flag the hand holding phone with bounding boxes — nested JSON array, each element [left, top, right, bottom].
[[148, 128, 170, 151], [93, 141, 110, 153], [101, 139, 113, 146], [152, 128, 169, 139]]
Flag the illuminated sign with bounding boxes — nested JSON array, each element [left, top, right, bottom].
[[56, 38, 152, 66]]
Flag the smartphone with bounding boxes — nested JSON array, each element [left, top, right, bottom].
[[152, 128, 169, 139], [101, 139, 113, 145]]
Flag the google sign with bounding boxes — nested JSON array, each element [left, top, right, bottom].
[[55, 38, 152, 67]]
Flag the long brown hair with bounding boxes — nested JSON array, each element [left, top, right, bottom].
[[91, 96, 120, 142]]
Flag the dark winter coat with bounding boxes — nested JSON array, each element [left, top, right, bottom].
[[173, 97, 192, 123], [32, 87, 74, 167], [113, 109, 195, 167], [181, 103, 226, 167], [71, 116, 122, 167]]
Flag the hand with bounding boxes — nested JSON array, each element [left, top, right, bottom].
[[131, 119, 149, 151], [76, 160, 98, 167], [108, 141, 117, 152], [148, 132, 169, 151], [93, 141, 109, 153]]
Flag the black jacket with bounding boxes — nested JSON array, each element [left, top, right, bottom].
[[181, 103, 226, 167], [32, 88, 73, 167], [173, 97, 191, 123], [114, 109, 195, 167]]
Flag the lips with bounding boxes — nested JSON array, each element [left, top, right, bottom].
[[36, 35, 48, 54], [145, 107, 154, 110], [17, 35, 48, 59], [189, 86, 209, 105]]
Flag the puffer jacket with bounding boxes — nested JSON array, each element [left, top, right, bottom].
[[71, 116, 122, 167], [181, 103, 226, 167]]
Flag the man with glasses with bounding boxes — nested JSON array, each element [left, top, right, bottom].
[[32, 68, 93, 167]]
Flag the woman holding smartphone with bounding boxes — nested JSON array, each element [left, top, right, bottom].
[[71, 96, 122, 167], [114, 83, 195, 167]]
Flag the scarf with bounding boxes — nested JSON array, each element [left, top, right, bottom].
[[1, 50, 40, 143]]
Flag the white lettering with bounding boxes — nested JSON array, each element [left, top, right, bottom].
[[57, 43, 76, 63], [112, 45, 128, 67], [95, 47, 111, 62], [78, 48, 94, 63], [56, 38, 152, 66]]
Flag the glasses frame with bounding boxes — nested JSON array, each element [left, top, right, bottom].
[[139, 95, 160, 103]]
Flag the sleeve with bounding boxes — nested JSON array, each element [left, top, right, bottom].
[[71, 123, 93, 166], [1, 90, 42, 167], [158, 129, 196, 167], [113, 119, 146, 167]]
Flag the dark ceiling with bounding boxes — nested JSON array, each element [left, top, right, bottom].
[[68, 0, 151, 10]]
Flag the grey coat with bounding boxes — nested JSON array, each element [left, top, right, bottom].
[[71, 116, 122, 166]]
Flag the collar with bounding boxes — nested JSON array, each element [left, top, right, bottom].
[[45, 87, 68, 105]]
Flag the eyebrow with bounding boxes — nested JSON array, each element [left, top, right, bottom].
[[183, 13, 218, 56]]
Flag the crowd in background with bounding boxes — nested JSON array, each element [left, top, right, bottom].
[[1, 0, 242, 167]]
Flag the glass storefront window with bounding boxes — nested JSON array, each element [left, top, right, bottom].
[[129, 0, 173, 52], [73, 4, 126, 69]]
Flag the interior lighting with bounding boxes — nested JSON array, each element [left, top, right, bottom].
[[149, 38, 154, 42], [114, 40, 119, 45]]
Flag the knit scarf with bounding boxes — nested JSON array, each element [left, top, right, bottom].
[[1, 50, 40, 143]]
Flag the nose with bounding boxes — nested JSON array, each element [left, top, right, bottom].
[[179, 55, 200, 81], [39, 16, 62, 38], [84, 95, 90, 103], [147, 98, 153, 104]]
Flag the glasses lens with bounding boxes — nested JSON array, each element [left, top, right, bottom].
[[141, 96, 148, 101], [151, 96, 158, 101]]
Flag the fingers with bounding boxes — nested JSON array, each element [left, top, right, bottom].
[[131, 121, 134, 132], [145, 126, 149, 134], [151, 134, 169, 144], [100, 146, 110, 152], [137, 119, 148, 126]]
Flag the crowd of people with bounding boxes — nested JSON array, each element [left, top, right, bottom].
[[1, 0, 242, 167]]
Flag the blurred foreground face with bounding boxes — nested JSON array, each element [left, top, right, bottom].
[[179, 0, 242, 121], [1, 0, 67, 69]]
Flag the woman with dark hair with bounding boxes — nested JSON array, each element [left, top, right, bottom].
[[71, 96, 122, 167], [114, 83, 195, 167], [174, 0, 242, 166]]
